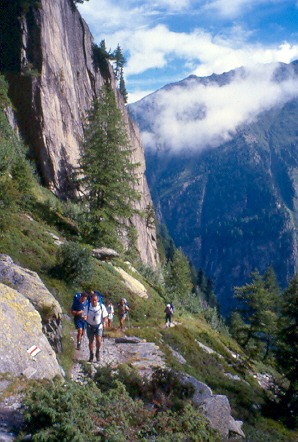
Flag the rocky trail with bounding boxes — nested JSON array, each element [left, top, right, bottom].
[[0, 329, 167, 441], [70, 330, 167, 382], [0, 324, 246, 441]]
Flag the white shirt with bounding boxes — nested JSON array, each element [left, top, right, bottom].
[[84, 302, 108, 328], [107, 304, 114, 319]]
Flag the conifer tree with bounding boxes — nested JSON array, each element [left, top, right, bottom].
[[113, 44, 128, 102], [79, 85, 140, 247], [233, 269, 280, 358], [275, 274, 298, 426], [119, 67, 128, 103], [113, 44, 126, 80], [165, 248, 193, 304]]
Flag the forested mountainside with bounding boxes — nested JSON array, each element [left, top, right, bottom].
[[129, 61, 298, 315], [0, 0, 158, 268]]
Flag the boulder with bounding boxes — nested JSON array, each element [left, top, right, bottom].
[[179, 373, 212, 404], [0, 255, 62, 352], [114, 266, 148, 298], [92, 248, 120, 260], [200, 395, 232, 439], [0, 283, 62, 379], [179, 373, 245, 439], [229, 417, 245, 439]]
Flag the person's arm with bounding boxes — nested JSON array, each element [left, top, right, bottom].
[[82, 304, 88, 321], [72, 308, 83, 316], [102, 305, 109, 326]]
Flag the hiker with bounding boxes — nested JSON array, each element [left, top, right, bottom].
[[71, 292, 88, 350], [106, 300, 114, 328], [117, 298, 129, 330], [83, 293, 108, 362], [165, 303, 173, 327]]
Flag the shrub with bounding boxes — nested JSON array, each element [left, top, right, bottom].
[[55, 241, 95, 284], [21, 377, 220, 441]]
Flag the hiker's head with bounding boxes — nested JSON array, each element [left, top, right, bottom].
[[91, 294, 98, 306], [121, 298, 125, 304], [80, 292, 88, 302]]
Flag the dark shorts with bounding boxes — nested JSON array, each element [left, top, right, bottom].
[[118, 313, 127, 320], [86, 323, 103, 338], [74, 317, 86, 330]]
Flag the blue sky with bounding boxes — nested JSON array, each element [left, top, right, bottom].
[[78, 0, 298, 104]]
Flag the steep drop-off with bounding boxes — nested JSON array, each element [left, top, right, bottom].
[[0, 0, 158, 268]]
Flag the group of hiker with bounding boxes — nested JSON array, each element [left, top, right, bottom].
[[71, 290, 174, 362], [71, 291, 129, 362]]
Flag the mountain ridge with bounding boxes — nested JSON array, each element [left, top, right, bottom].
[[129, 61, 298, 314]]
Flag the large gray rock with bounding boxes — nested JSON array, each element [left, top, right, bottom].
[[92, 248, 119, 260], [200, 395, 232, 439], [0, 255, 62, 352], [0, 283, 62, 379], [179, 373, 245, 440], [179, 373, 212, 404]]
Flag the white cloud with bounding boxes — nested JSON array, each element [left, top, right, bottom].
[[128, 89, 155, 104], [111, 24, 298, 79], [78, 0, 298, 102], [139, 64, 298, 152]]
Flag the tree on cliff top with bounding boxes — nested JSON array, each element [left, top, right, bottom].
[[79, 85, 140, 248]]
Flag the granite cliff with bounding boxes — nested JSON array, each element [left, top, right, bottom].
[[1, 0, 158, 268]]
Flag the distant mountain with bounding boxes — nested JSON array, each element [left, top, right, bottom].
[[129, 61, 298, 315]]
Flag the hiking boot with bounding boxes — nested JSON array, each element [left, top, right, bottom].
[[96, 349, 100, 362], [77, 342, 81, 350], [88, 352, 94, 362]]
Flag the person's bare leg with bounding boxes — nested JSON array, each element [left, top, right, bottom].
[[95, 335, 102, 361], [89, 336, 95, 361], [77, 328, 83, 349]]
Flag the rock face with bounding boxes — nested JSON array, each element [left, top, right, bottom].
[[0, 283, 62, 379], [0, 255, 62, 353], [1, 0, 158, 268]]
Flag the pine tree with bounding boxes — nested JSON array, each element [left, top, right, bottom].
[[262, 266, 280, 359], [119, 67, 128, 103], [165, 248, 193, 305], [113, 44, 126, 81], [275, 274, 298, 426], [234, 269, 279, 358], [79, 85, 140, 247]]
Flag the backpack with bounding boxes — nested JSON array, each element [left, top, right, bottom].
[[72, 292, 86, 311]]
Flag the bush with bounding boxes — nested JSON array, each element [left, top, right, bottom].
[[55, 241, 95, 284], [21, 377, 220, 441]]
